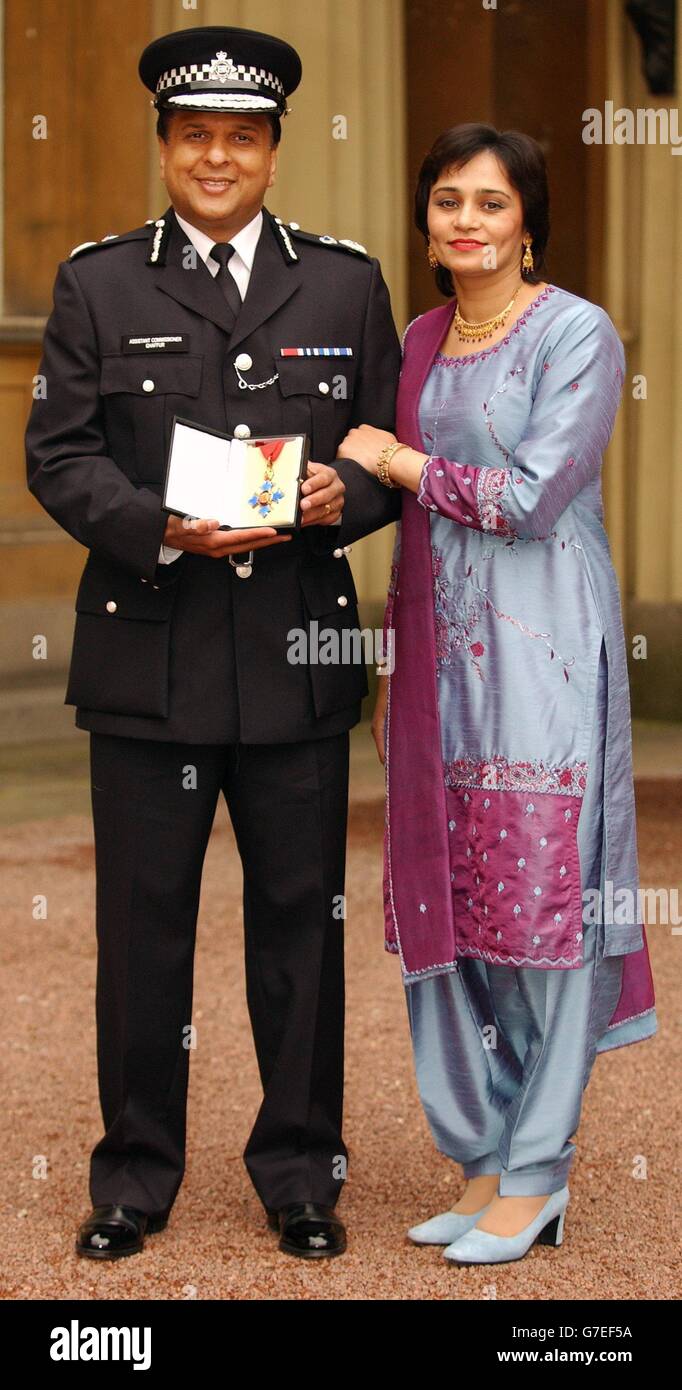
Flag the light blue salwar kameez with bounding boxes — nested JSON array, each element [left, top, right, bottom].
[[399, 287, 657, 1194]]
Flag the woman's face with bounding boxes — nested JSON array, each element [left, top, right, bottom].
[[427, 149, 527, 281]]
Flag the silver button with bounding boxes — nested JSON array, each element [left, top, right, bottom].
[[140, 578, 148, 583], [234, 423, 251, 439], [337, 595, 348, 607], [152, 584, 159, 590], [333, 547, 344, 558], [234, 353, 252, 371], [343, 545, 353, 554], [318, 381, 330, 395], [229, 551, 253, 577], [289, 221, 300, 230], [142, 379, 155, 393], [106, 600, 117, 613]]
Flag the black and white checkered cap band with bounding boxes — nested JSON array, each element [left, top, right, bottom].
[[157, 63, 285, 98]]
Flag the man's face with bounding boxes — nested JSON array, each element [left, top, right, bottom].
[[157, 111, 278, 237]]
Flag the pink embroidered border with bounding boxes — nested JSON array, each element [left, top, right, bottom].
[[444, 754, 588, 796], [455, 943, 584, 968]]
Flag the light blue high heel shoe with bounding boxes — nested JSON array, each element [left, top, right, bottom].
[[443, 1186, 570, 1265], [407, 1203, 493, 1246]]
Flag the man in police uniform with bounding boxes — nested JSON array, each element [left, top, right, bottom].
[[25, 26, 401, 1261]]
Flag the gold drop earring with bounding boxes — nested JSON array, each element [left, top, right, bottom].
[[522, 235, 534, 273], [427, 236, 439, 269]]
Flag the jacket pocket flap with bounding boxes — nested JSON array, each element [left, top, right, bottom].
[[75, 556, 180, 621], [100, 354, 203, 396], [298, 556, 359, 617], [277, 356, 356, 399]]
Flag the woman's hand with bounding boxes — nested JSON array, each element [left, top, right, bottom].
[[336, 424, 397, 474], [371, 674, 389, 765]]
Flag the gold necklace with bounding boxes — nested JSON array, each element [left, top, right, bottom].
[[453, 283, 524, 343]]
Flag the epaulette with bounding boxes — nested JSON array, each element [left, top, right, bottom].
[[271, 215, 370, 262], [68, 224, 151, 260]]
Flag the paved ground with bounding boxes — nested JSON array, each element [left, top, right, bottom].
[[1, 727, 680, 1300]]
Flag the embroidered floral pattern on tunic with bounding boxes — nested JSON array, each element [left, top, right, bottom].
[[444, 753, 588, 796], [475, 467, 515, 535], [431, 545, 487, 677], [430, 544, 577, 682], [482, 365, 526, 462]]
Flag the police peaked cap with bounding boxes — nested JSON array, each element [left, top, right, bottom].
[[139, 25, 302, 117]]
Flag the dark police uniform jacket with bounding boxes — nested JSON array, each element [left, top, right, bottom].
[[25, 205, 402, 744]]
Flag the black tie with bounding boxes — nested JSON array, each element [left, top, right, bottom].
[[209, 242, 243, 324]]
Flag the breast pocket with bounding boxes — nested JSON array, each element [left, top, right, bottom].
[[99, 354, 203, 483], [277, 356, 357, 460]]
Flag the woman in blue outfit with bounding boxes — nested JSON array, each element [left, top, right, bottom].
[[337, 125, 657, 1265]]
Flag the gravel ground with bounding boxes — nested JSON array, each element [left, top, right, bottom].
[[1, 769, 680, 1301]]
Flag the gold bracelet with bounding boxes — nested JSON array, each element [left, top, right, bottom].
[[376, 441, 406, 487]]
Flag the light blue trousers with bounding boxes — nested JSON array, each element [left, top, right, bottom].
[[405, 641, 624, 1196]]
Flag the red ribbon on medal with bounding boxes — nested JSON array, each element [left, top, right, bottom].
[[256, 439, 286, 463]]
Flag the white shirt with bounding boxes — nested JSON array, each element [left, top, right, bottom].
[[158, 207, 264, 563]]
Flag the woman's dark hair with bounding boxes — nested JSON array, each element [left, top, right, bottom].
[[156, 106, 281, 147], [414, 123, 549, 298]]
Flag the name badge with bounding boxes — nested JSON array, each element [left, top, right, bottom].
[[121, 335, 190, 353]]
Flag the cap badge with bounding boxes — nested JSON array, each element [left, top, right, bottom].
[[209, 51, 239, 83]]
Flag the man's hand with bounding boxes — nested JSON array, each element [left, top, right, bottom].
[[299, 461, 345, 525], [162, 514, 292, 556]]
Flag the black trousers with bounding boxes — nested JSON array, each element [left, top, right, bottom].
[[87, 729, 350, 1217]]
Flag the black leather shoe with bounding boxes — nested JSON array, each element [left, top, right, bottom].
[[75, 1204, 169, 1260], [268, 1202, 346, 1258]]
